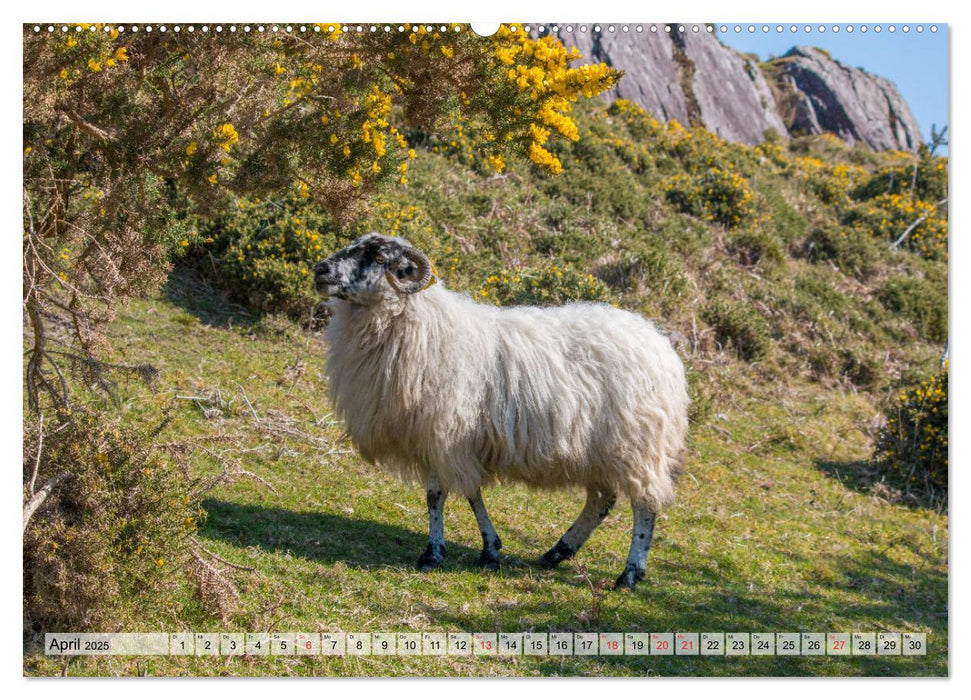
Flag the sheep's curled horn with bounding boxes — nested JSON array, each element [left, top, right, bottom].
[[385, 247, 433, 294]]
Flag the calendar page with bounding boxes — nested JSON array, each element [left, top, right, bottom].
[[21, 14, 948, 680]]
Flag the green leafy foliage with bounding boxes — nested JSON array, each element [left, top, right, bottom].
[[802, 225, 883, 280], [701, 299, 771, 362], [877, 275, 948, 344]]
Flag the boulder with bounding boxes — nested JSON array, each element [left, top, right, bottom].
[[550, 27, 921, 151], [770, 46, 922, 151]]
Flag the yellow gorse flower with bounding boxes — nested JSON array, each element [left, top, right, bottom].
[[487, 154, 506, 173], [487, 25, 620, 174], [213, 123, 239, 151]]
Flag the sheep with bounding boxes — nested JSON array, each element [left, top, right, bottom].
[[314, 233, 689, 589]]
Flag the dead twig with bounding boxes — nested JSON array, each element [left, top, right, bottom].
[[235, 382, 260, 421], [28, 412, 44, 495], [23, 473, 71, 534], [191, 538, 260, 574], [890, 197, 947, 250]]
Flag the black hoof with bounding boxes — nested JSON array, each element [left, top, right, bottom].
[[613, 565, 645, 591], [538, 540, 575, 569], [416, 542, 446, 571], [476, 550, 501, 571]]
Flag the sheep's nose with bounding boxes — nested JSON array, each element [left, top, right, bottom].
[[314, 261, 332, 278]]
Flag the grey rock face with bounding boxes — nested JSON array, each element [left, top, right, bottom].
[[676, 29, 789, 144], [771, 46, 922, 151], [561, 28, 690, 125], [550, 28, 920, 151]]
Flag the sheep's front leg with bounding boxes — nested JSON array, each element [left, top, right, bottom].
[[468, 490, 502, 571], [539, 487, 616, 568], [614, 502, 656, 590], [416, 476, 447, 571]]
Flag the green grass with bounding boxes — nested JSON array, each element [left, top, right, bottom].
[[23, 269, 947, 677], [23, 98, 948, 677]]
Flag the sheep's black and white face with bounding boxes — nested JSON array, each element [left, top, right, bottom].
[[314, 233, 430, 304]]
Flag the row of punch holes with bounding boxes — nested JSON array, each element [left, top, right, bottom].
[[32, 24, 939, 35]]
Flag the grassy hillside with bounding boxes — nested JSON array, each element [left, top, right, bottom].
[[23, 98, 948, 677]]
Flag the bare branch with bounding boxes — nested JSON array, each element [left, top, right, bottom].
[[23, 473, 71, 534], [191, 539, 260, 573], [890, 197, 948, 250], [28, 413, 44, 496], [59, 106, 115, 143]]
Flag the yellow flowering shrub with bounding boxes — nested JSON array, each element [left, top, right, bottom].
[[873, 366, 948, 501], [792, 156, 867, 205], [201, 195, 345, 316], [203, 192, 445, 318], [423, 25, 619, 175], [475, 264, 613, 307], [663, 167, 757, 229], [843, 193, 948, 260], [24, 24, 617, 407], [853, 148, 948, 203]]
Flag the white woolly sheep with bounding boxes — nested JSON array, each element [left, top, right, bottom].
[[314, 233, 689, 589]]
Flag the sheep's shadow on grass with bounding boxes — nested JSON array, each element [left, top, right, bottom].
[[200, 498, 495, 572]]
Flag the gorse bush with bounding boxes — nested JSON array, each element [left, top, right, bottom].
[[728, 228, 786, 271], [877, 275, 948, 344], [842, 194, 948, 260], [791, 155, 866, 206], [852, 146, 948, 204], [802, 225, 883, 280], [201, 197, 346, 317], [23, 24, 618, 409], [23, 410, 199, 631], [595, 241, 689, 311], [702, 299, 772, 362], [663, 167, 757, 229], [475, 264, 613, 307], [200, 196, 443, 317], [873, 366, 948, 502]]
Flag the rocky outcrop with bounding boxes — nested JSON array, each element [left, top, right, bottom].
[[768, 46, 922, 152], [673, 29, 790, 145], [558, 28, 691, 125], [552, 27, 920, 151]]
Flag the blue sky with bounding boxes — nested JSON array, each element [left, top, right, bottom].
[[718, 25, 949, 150]]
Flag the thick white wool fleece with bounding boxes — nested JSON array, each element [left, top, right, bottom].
[[325, 283, 689, 511]]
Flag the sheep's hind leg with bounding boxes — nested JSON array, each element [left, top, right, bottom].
[[416, 476, 447, 571], [614, 502, 656, 590], [468, 491, 502, 571], [539, 487, 616, 568]]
